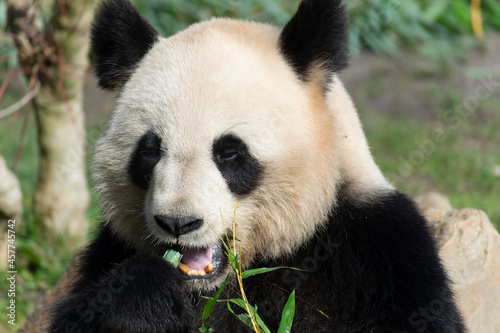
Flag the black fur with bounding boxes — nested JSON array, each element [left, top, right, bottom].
[[64, 226, 134, 292], [47, 191, 465, 333], [49, 257, 195, 333], [91, 0, 159, 91], [279, 0, 349, 84], [212, 134, 264, 196], [128, 131, 162, 189], [49, 226, 195, 333], [214, 190, 466, 333]]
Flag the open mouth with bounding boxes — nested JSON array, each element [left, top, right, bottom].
[[172, 242, 225, 279]]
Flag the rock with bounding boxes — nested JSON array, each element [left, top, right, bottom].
[[414, 191, 452, 211], [423, 208, 500, 333], [0, 156, 23, 218], [0, 156, 23, 270]]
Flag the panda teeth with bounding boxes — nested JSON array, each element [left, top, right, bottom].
[[177, 262, 213, 277], [186, 269, 206, 277], [178, 262, 190, 274]]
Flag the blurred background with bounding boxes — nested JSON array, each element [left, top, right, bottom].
[[1, 0, 499, 330]]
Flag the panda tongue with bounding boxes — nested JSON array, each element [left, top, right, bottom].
[[181, 246, 212, 271]]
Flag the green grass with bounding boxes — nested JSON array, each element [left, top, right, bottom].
[[362, 112, 500, 227]]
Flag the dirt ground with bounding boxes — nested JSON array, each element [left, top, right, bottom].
[[340, 34, 500, 121]]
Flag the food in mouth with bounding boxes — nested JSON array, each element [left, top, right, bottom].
[[163, 244, 223, 278]]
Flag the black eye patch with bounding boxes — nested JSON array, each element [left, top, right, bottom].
[[212, 134, 264, 196], [128, 131, 162, 189]]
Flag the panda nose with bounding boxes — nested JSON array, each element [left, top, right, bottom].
[[154, 215, 203, 237]]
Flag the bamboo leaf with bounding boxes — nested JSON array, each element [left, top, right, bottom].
[[225, 299, 271, 333], [277, 290, 296, 333], [198, 323, 214, 333], [241, 266, 302, 279], [201, 275, 228, 324], [254, 310, 271, 333], [226, 301, 255, 331], [225, 248, 239, 272]]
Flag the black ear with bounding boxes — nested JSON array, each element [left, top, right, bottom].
[[91, 0, 159, 91], [279, 0, 349, 84]]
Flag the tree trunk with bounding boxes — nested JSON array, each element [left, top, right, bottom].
[[8, 0, 94, 240]]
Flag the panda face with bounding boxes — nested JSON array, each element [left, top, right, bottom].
[[91, 0, 391, 289]]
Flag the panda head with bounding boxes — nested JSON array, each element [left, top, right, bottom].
[[91, 0, 391, 289]]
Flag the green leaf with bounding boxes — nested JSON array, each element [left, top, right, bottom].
[[277, 290, 296, 333], [198, 323, 214, 333], [221, 240, 239, 273], [423, 2, 449, 21], [202, 275, 228, 324], [226, 301, 255, 331], [227, 298, 248, 310], [254, 310, 271, 333], [226, 250, 240, 272], [241, 266, 300, 279], [226, 234, 241, 242], [225, 299, 271, 333]]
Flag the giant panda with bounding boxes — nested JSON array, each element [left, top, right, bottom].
[[30, 0, 467, 332]]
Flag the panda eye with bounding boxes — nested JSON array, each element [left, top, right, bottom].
[[213, 136, 241, 164], [212, 134, 264, 196], [139, 140, 160, 157], [128, 131, 162, 189], [217, 148, 238, 162]]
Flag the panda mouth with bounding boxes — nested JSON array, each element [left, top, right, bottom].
[[174, 242, 225, 279]]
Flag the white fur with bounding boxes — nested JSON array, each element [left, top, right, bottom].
[[92, 18, 393, 289]]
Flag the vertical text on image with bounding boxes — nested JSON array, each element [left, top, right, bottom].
[[6, 219, 17, 326]]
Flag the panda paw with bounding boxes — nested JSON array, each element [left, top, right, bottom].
[[49, 257, 195, 333]]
